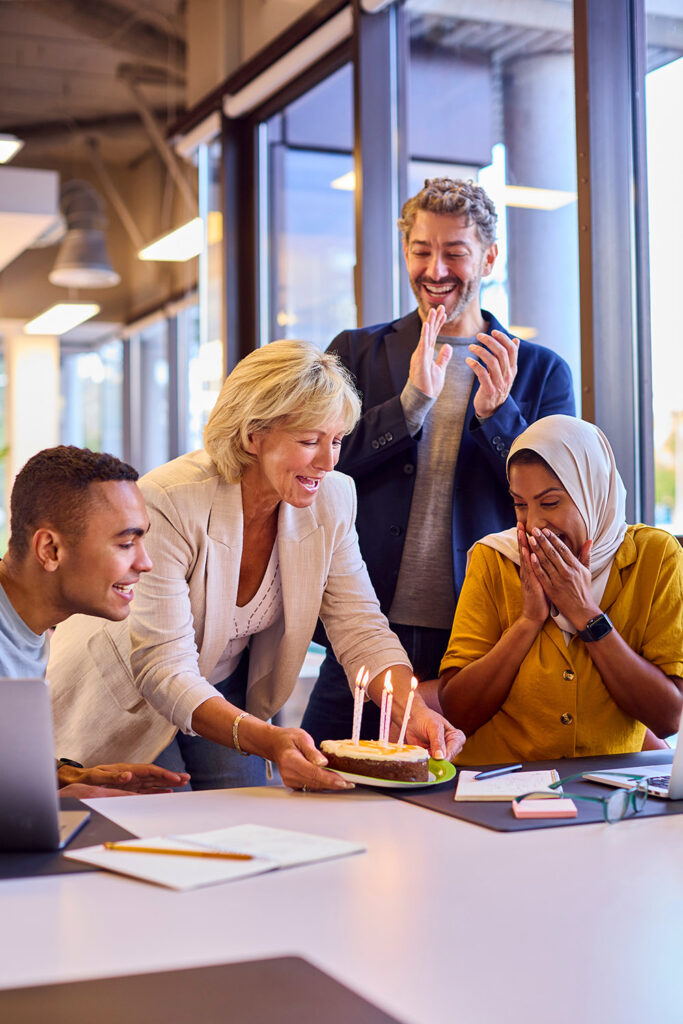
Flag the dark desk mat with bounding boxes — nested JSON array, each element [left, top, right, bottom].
[[388, 750, 683, 832], [0, 798, 135, 880], [0, 956, 407, 1024]]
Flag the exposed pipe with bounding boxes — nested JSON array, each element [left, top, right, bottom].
[[118, 64, 197, 213], [85, 136, 146, 251]]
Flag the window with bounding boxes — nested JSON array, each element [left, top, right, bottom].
[[646, 10, 683, 532], [405, 2, 580, 408], [60, 339, 124, 457], [179, 300, 222, 453], [0, 344, 7, 552], [196, 136, 224, 420], [258, 63, 356, 350]]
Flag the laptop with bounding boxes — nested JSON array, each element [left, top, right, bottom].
[[584, 708, 683, 799], [0, 678, 90, 851]]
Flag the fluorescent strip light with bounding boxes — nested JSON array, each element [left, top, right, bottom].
[[173, 110, 221, 161], [0, 134, 24, 164], [331, 177, 575, 211], [508, 325, 538, 341], [504, 185, 576, 210], [223, 8, 352, 119], [138, 217, 204, 261], [331, 171, 355, 191], [24, 303, 100, 335]]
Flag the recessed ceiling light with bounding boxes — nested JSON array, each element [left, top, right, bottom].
[[330, 172, 355, 191], [508, 325, 538, 341], [24, 303, 100, 335], [138, 218, 204, 261], [0, 134, 24, 164], [504, 185, 576, 210]]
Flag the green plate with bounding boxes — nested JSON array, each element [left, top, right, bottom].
[[330, 758, 456, 789]]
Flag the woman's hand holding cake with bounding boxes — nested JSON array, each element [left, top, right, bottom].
[[365, 664, 465, 762]]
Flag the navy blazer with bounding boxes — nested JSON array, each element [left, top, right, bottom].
[[330, 309, 576, 612]]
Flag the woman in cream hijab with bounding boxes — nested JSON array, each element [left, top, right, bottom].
[[438, 415, 683, 765]]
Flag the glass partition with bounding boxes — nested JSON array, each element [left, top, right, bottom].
[[60, 339, 124, 457], [258, 63, 356, 350], [0, 344, 7, 553], [645, 5, 683, 533], [404, 1, 580, 408], [197, 135, 225, 412]]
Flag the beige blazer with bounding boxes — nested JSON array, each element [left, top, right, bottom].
[[48, 451, 410, 765]]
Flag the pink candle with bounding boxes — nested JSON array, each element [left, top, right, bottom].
[[397, 677, 418, 747], [378, 670, 391, 743], [352, 667, 368, 745], [382, 680, 393, 743]]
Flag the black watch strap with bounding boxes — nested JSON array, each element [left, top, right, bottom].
[[56, 757, 84, 770], [577, 613, 613, 642]]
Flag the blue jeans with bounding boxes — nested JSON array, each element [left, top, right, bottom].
[[301, 623, 451, 747], [153, 651, 267, 790]]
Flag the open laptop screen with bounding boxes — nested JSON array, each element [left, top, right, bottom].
[[0, 677, 89, 851]]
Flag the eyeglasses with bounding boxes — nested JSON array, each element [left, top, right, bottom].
[[513, 771, 649, 824]]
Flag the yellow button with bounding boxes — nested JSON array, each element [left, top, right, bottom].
[[563, 670, 575, 681], [560, 713, 574, 725]]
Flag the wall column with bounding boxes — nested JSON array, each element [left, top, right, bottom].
[[5, 333, 60, 486], [503, 51, 580, 406]]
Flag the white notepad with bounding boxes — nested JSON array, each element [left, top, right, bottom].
[[64, 824, 365, 890], [454, 769, 560, 802]]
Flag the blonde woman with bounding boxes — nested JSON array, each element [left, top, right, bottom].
[[49, 341, 463, 790]]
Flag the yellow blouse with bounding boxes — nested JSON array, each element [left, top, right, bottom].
[[440, 526, 683, 765]]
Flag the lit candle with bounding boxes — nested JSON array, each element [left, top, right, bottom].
[[382, 680, 393, 743], [378, 670, 391, 744], [397, 676, 418, 747], [351, 666, 368, 745]]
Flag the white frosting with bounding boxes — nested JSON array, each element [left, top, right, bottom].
[[321, 739, 428, 763]]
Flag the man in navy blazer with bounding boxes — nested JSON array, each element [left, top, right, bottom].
[[302, 178, 575, 744]]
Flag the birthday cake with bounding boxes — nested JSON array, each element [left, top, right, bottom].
[[320, 739, 430, 782]]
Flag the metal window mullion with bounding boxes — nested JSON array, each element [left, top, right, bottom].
[[123, 334, 142, 472], [353, 0, 406, 326]]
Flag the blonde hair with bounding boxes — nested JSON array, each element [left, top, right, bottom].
[[204, 339, 362, 482]]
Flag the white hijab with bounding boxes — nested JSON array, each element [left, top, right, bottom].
[[472, 416, 628, 639]]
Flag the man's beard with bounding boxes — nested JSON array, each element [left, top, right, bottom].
[[411, 263, 484, 330]]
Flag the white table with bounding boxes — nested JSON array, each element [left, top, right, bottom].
[[1, 785, 682, 1024]]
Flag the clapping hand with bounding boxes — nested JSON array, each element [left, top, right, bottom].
[[466, 329, 519, 418], [409, 305, 452, 398]]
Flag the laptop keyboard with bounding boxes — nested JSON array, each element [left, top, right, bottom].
[[647, 776, 671, 788]]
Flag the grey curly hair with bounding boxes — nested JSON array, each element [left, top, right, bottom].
[[398, 178, 497, 247]]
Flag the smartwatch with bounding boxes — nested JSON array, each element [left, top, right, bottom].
[[577, 613, 613, 642]]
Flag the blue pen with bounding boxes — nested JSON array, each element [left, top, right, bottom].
[[474, 763, 524, 781]]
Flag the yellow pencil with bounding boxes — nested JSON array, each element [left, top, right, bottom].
[[104, 842, 253, 861]]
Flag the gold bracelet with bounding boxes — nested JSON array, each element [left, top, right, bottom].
[[232, 710, 250, 757]]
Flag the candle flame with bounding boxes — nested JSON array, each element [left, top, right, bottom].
[[386, 680, 393, 694], [362, 670, 370, 689], [410, 676, 418, 691], [383, 669, 392, 689], [355, 665, 366, 686]]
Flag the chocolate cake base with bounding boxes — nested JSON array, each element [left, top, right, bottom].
[[322, 748, 429, 783]]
